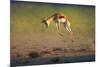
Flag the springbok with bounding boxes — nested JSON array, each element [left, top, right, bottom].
[[41, 12, 74, 42]]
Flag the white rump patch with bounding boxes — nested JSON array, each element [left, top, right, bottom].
[[58, 18, 66, 23]]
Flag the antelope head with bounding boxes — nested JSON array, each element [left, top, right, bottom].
[[41, 18, 49, 28]]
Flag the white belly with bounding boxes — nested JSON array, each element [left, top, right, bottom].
[[58, 18, 66, 23]]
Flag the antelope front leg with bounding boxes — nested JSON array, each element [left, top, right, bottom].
[[56, 23, 63, 36]]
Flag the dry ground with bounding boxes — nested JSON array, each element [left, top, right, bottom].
[[11, 32, 95, 60]]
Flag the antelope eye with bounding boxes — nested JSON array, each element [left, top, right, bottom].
[[42, 20, 45, 23], [43, 20, 46, 22], [42, 20, 46, 23]]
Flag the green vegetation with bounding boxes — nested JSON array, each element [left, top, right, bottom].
[[11, 1, 95, 44]]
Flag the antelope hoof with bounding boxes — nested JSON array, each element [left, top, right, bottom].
[[59, 33, 63, 36]]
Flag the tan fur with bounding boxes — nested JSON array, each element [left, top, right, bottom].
[[44, 12, 68, 27], [42, 12, 74, 42]]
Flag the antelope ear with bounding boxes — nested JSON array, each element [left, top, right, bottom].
[[41, 17, 47, 20], [40, 18, 44, 23], [40, 17, 46, 19], [40, 18, 43, 21]]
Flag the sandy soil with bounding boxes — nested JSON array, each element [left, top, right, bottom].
[[11, 32, 95, 60], [10, 32, 95, 66]]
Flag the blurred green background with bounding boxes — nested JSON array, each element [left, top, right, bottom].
[[11, 1, 95, 40]]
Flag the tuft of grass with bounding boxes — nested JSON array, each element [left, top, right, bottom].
[[63, 48, 68, 52], [51, 57, 60, 63], [52, 48, 63, 51], [78, 48, 87, 52], [40, 50, 51, 54], [28, 51, 40, 58]]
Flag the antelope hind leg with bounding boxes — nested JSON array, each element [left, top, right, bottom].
[[56, 23, 63, 36]]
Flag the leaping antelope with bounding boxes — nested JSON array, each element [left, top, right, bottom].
[[41, 12, 74, 42]]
